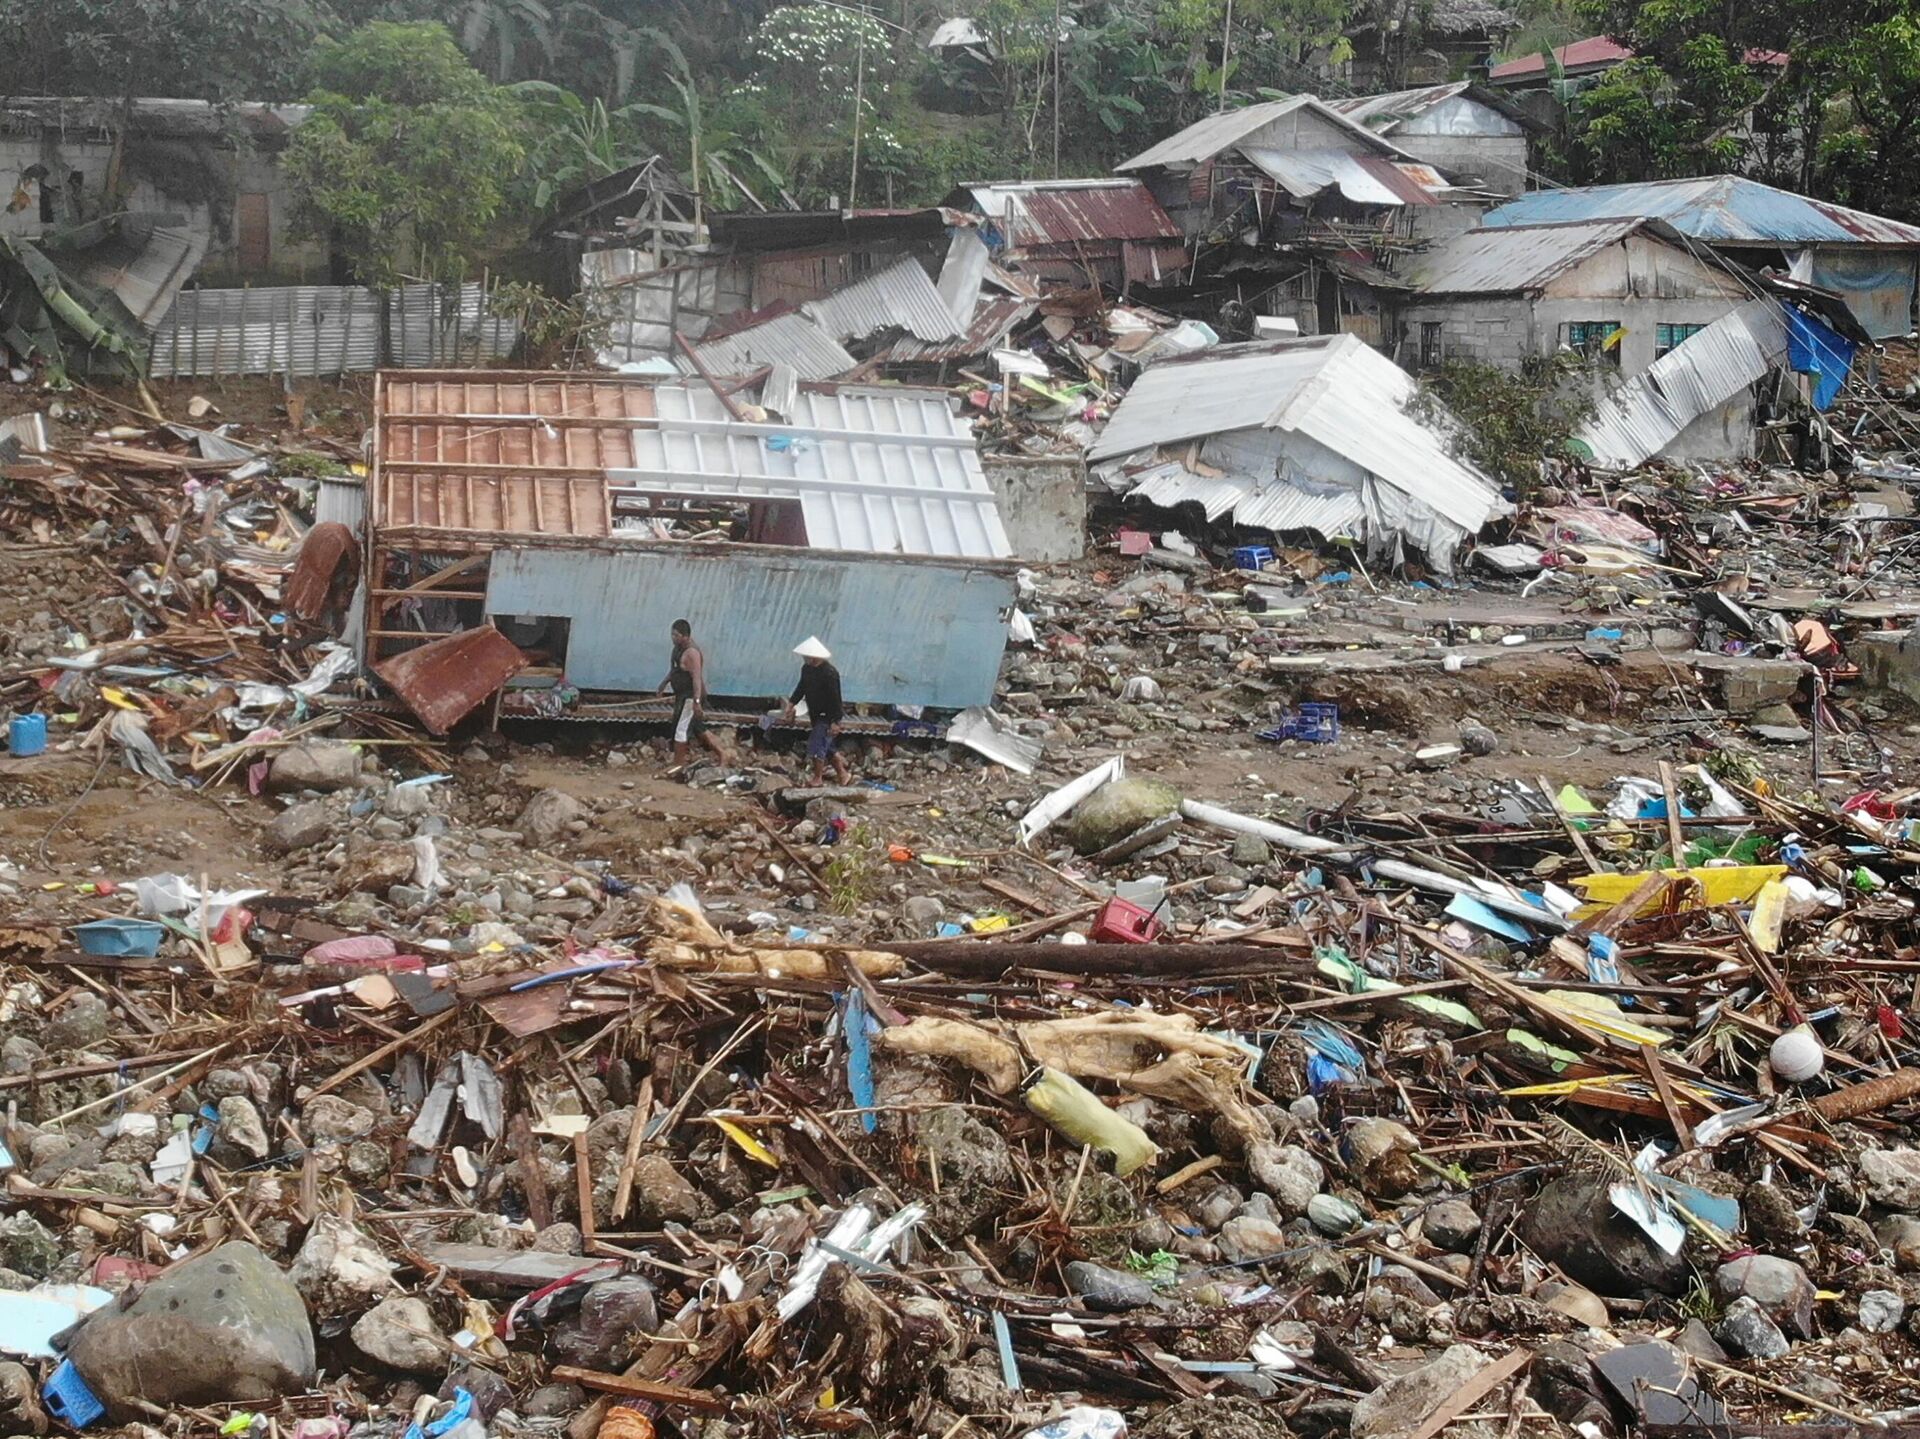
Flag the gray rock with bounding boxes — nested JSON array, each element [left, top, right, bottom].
[[914, 1105, 1016, 1237], [522, 1383, 587, 1418], [1712, 1254, 1815, 1337], [1063, 1260, 1158, 1312], [1306, 1193, 1364, 1236], [0, 1214, 60, 1280], [0, 1357, 47, 1435], [1860, 1289, 1906, 1334], [1424, 1199, 1482, 1253], [1194, 1184, 1244, 1232], [1716, 1295, 1790, 1359], [1229, 833, 1272, 867], [1218, 1215, 1289, 1262], [288, 1214, 393, 1319], [1675, 1317, 1728, 1364], [268, 740, 362, 792], [1863, 1149, 1920, 1211], [552, 1277, 659, 1369], [902, 896, 945, 931], [43, 994, 111, 1052], [1877, 1214, 1920, 1271], [352, 1295, 446, 1372], [627, 1154, 703, 1225], [1518, 1173, 1689, 1296], [66, 1242, 315, 1418], [1352, 1344, 1488, 1439], [517, 788, 585, 845], [387, 884, 431, 909], [442, 1362, 512, 1422], [302, 1094, 376, 1145], [1459, 722, 1499, 757], [1246, 1141, 1324, 1217], [267, 801, 333, 853], [384, 784, 436, 819], [531, 1222, 584, 1254], [214, 1095, 270, 1162]]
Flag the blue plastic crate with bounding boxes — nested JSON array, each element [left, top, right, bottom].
[[44, 1360, 104, 1428], [1232, 545, 1275, 572], [1257, 702, 1340, 744]]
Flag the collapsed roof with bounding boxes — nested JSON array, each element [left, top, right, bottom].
[[1088, 335, 1509, 573]]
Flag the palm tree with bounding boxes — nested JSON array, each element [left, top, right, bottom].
[[458, 0, 556, 81]]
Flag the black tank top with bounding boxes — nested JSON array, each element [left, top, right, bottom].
[[670, 644, 695, 699]]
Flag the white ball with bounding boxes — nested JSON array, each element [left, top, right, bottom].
[[1769, 1025, 1825, 1082]]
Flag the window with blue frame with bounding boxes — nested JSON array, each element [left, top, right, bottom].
[[1563, 319, 1623, 364], [1655, 322, 1705, 358]]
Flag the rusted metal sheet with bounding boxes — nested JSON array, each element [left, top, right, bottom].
[[377, 374, 642, 537], [374, 625, 528, 734], [284, 521, 360, 622], [967, 180, 1181, 246]]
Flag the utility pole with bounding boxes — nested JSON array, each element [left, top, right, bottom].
[[849, 31, 866, 208], [1218, 0, 1233, 112], [1053, 0, 1062, 177]]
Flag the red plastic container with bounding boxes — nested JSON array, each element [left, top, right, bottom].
[[1090, 897, 1165, 944]]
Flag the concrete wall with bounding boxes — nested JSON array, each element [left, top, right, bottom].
[[1398, 232, 1751, 375], [983, 455, 1087, 563], [0, 128, 323, 283]]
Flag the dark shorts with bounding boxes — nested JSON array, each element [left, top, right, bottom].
[[807, 721, 836, 759], [672, 697, 705, 742]]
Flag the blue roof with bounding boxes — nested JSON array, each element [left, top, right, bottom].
[[1483, 175, 1920, 247]]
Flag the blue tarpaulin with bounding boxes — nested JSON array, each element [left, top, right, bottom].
[[1783, 307, 1855, 410]]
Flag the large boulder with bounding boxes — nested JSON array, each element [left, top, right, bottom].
[[65, 1242, 315, 1418], [1518, 1174, 1688, 1297], [517, 788, 585, 846], [268, 740, 362, 793], [1064, 777, 1182, 854]]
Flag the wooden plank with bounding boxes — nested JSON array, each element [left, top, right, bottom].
[[1402, 1347, 1533, 1439], [1641, 1042, 1694, 1150], [417, 1241, 621, 1292], [549, 1367, 729, 1414]]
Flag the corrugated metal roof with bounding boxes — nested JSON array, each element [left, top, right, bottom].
[[1577, 298, 1789, 466], [1119, 95, 1412, 173], [1485, 176, 1920, 247], [376, 374, 631, 537], [688, 310, 855, 380], [1488, 34, 1631, 80], [1326, 83, 1474, 127], [1407, 218, 1646, 294], [963, 179, 1181, 245], [1240, 148, 1436, 206], [613, 382, 1011, 559], [1089, 336, 1505, 536], [874, 296, 1037, 363], [1131, 464, 1367, 537], [937, 228, 991, 326], [802, 258, 964, 344], [67, 222, 204, 329]]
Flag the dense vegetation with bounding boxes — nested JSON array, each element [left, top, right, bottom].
[[5, 0, 1919, 281]]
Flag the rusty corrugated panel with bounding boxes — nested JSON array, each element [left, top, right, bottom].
[[374, 626, 529, 734], [285, 522, 359, 621], [873, 297, 1036, 363], [971, 180, 1182, 246], [377, 374, 643, 537]]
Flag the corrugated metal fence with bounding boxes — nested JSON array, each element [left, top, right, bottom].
[[148, 281, 520, 379]]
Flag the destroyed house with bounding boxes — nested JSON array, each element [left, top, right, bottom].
[[1325, 83, 1538, 198], [1087, 334, 1508, 574], [0, 96, 323, 285], [945, 180, 1188, 292], [363, 370, 1016, 718], [1482, 175, 1920, 338], [1343, 0, 1519, 90], [1117, 96, 1483, 345], [582, 206, 958, 369], [1398, 217, 1751, 374]]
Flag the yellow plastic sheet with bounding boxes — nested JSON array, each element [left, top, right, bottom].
[[1569, 864, 1787, 917]]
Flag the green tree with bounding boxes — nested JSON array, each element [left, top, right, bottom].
[[0, 0, 325, 100], [286, 21, 532, 285]]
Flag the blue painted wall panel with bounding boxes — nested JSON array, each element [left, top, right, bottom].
[[486, 545, 1014, 710]]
